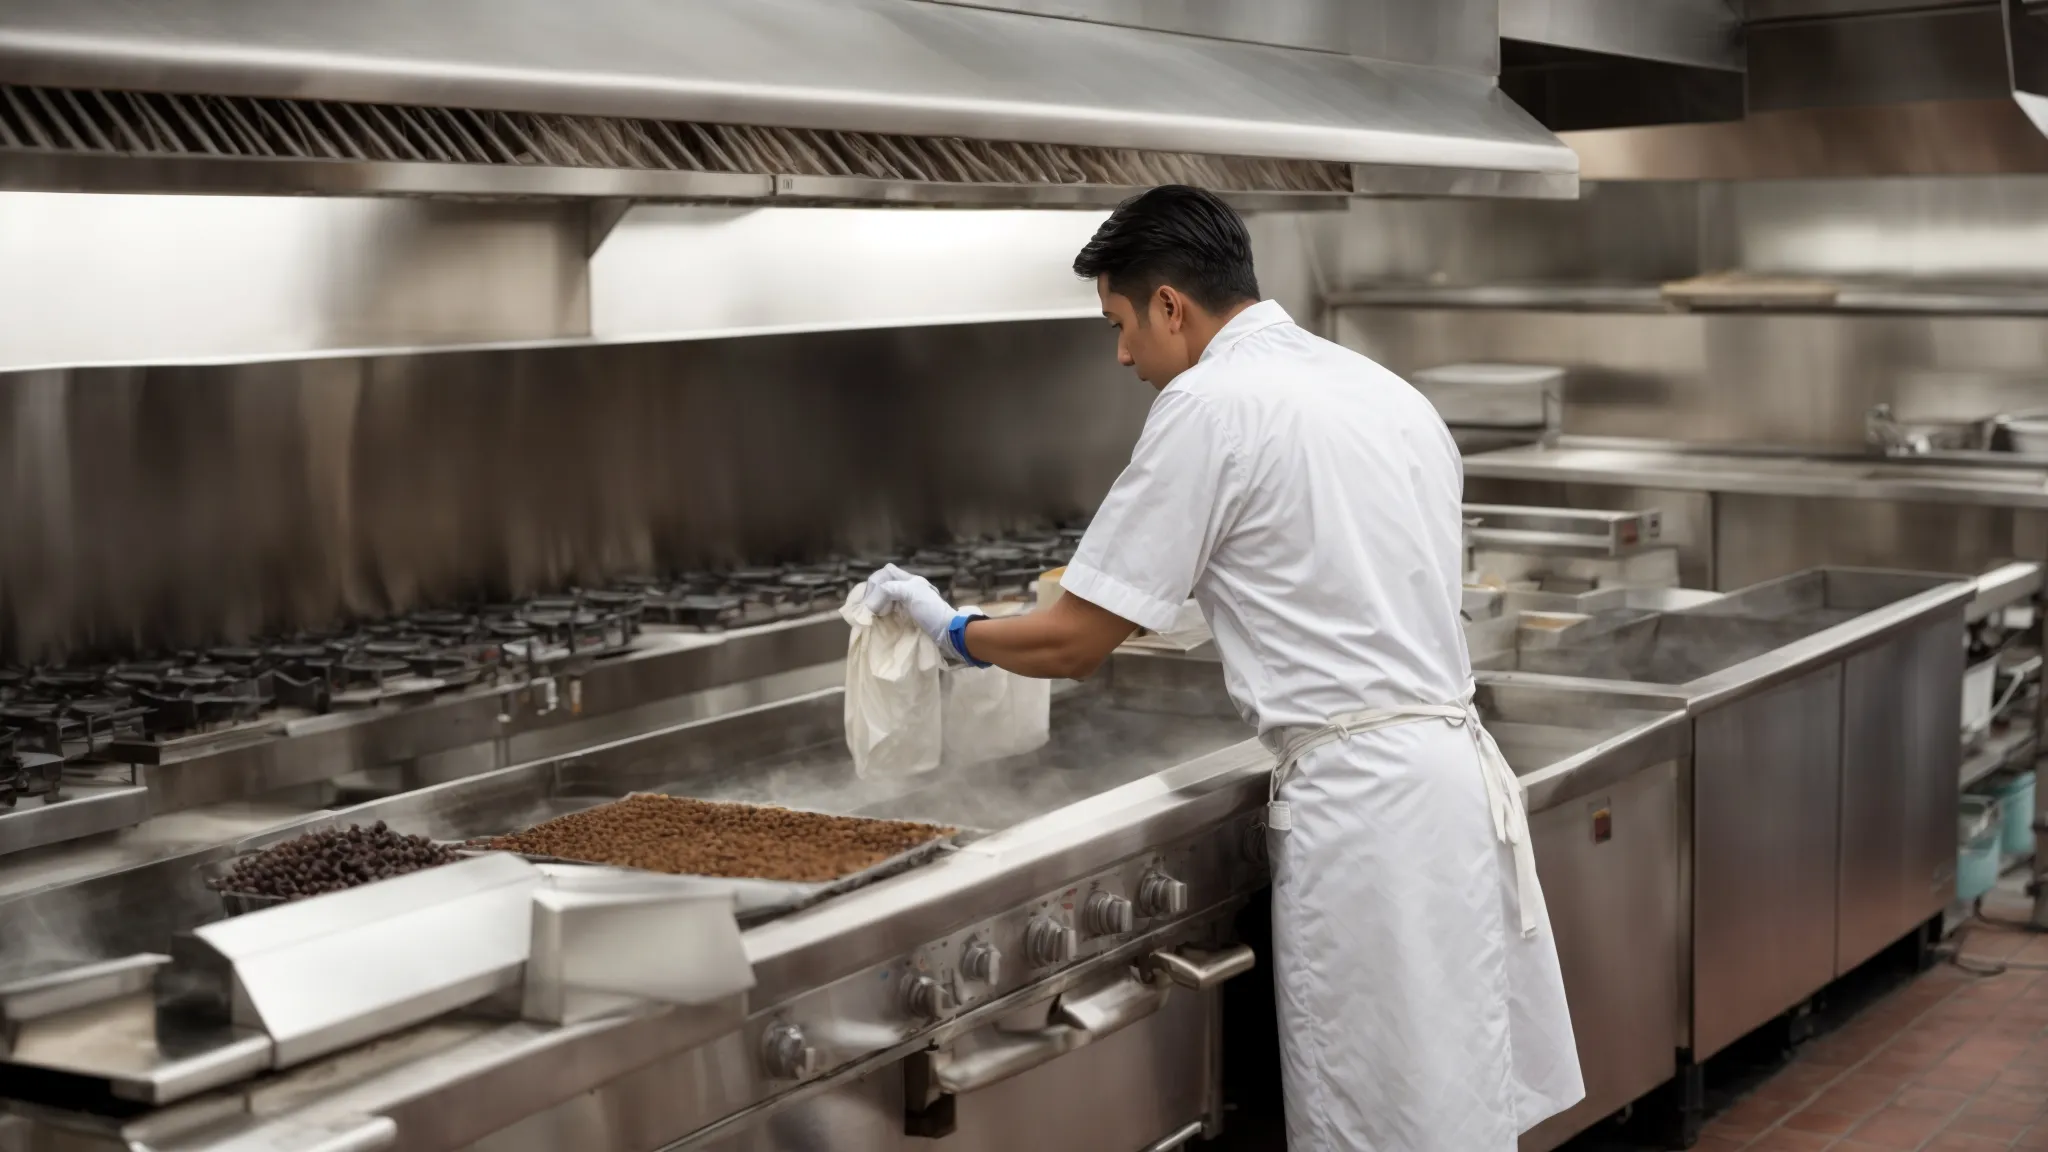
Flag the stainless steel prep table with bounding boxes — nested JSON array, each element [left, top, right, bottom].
[[1466, 437, 2048, 938], [0, 651, 1692, 1152], [1478, 567, 1973, 1078]]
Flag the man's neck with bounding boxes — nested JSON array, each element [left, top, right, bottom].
[[1184, 298, 1259, 364]]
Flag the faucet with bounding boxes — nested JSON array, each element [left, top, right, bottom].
[[1865, 405, 1931, 457]]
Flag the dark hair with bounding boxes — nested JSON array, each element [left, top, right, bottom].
[[1072, 185, 1260, 315]]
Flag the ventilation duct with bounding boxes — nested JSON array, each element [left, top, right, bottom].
[[1499, 0, 1746, 131], [1538, 1, 2048, 181], [2010, 0, 2048, 138], [0, 0, 1579, 205]]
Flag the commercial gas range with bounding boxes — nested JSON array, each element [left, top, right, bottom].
[[0, 532, 1085, 859], [0, 650, 1691, 1152]]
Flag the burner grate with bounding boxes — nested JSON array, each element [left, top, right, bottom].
[[0, 726, 64, 809], [1, 528, 1088, 753]]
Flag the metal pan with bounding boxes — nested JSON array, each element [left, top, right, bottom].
[[457, 793, 966, 924], [204, 797, 962, 923]]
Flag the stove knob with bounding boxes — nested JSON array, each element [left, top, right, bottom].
[[1082, 891, 1134, 938], [901, 973, 953, 1021], [961, 940, 1002, 985], [1137, 871, 1189, 918], [761, 1021, 818, 1080], [1024, 916, 1078, 968]]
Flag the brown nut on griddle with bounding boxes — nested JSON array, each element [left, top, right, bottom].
[[472, 794, 952, 883]]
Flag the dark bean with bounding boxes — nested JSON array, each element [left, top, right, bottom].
[[209, 824, 461, 902]]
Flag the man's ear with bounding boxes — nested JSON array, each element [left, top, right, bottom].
[[1156, 285, 1183, 333]]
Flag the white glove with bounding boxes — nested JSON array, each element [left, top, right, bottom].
[[863, 564, 986, 665]]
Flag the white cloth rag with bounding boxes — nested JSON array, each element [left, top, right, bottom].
[[840, 583, 943, 779]]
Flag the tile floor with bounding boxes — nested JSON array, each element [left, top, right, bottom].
[[1213, 886, 2048, 1152], [1587, 889, 2048, 1152]]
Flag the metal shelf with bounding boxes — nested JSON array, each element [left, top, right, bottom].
[[1970, 563, 2045, 624], [1462, 503, 1663, 558], [1327, 282, 2048, 318], [1961, 726, 2038, 792]]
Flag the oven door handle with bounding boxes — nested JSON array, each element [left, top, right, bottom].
[[1141, 944, 1256, 992], [929, 944, 1254, 1096]]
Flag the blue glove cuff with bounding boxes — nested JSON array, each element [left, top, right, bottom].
[[948, 612, 991, 668]]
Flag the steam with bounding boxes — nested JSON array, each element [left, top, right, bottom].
[[1517, 608, 1854, 684], [0, 886, 107, 984], [668, 695, 1249, 834]]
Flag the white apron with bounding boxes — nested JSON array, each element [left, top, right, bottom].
[[1266, 694, 1583, 1151]]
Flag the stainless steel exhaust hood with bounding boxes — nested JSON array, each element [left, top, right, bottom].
[[0, 0, 1579, 204], [2010, 0, 2048, 140]]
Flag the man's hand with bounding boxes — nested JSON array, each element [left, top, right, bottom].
[[861, 564, 982, 663], [862, 564, 1145, 679]]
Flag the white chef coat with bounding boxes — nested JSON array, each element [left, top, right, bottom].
[[1063, 300, 1583, 1151], [1064, 299, 1470, 737]]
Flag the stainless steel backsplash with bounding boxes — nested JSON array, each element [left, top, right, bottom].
[[0, 320, 1148, 663], [1304, 175, 2048, 449], [1291, 176, 2048, 291], [1337, 308, 2048, 449]]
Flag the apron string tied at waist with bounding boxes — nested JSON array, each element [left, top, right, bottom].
[[1267, 689, 1544, 938]]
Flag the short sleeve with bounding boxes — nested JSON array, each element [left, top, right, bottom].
[[1062, 391, 1240, 633]]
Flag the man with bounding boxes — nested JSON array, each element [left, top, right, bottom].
[[863, 185, 1582, 1150]]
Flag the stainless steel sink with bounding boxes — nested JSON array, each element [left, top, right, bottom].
[[1496, 610, 1830, 684]]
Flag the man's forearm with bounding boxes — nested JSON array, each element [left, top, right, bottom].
[[961, 595, 1138, 680]]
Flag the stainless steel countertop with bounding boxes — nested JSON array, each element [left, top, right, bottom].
[[1464, 437, 2048, 510], [0, 655, 1691, 1152]]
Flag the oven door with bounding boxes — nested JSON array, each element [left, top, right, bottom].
[[695, 947, 1249, 1152]]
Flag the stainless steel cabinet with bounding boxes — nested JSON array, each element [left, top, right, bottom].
[[1837, 612, 1963, 974], [1691, 667, 1844, 1061], [1522, 761, 1682, 1152]]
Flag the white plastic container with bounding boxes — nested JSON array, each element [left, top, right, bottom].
[[1412, 363, 1562, 429], [939, 598, 1051, 769], [1959, 795, 2003, 903], [2007, 415, 2048, 456], [941, 665, 1051, 769], [1963, 657, 1999, 745], [1035, 567, 1066, 610]]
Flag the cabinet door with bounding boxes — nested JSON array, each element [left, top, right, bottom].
[[1838, 615, 1962, 975], [1692, 666, 1842, 1061], [1522, 762, 1681, 1152]]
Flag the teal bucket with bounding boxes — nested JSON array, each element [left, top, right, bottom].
[[1959, 795, 2002, 904], [1993, 770, 2036, 858]]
